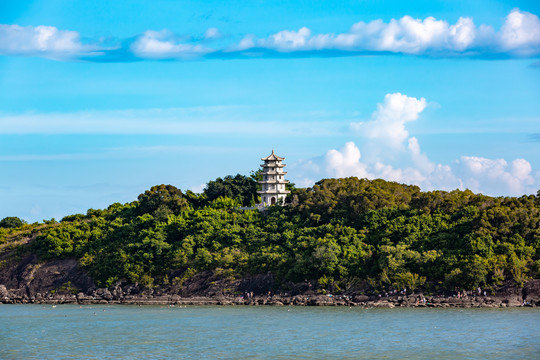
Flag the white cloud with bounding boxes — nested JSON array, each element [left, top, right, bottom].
[[375, 16, 450, 53], [2, 9, 540, 61], [511, 158, 533, 180], [258, 27, 312, 51], [130, 30, 213, 59], [351, 93, 427, 147], [233, 35, 256, 51], [0, 24, 94, 58], [313, 140, 457, 189], [204, 28, 222, 40], [458, 156, 535, 195], [499, 9, 540, 54], [408, 137, 435, 174], [234, 9, 540, 57], [301, 140, 537, 196], [189, 183, 206, 193], [293, 93, 538, 196], [449, 17, 476, 51], [239, 15, 466, 54], [325, 142, 372, 178]]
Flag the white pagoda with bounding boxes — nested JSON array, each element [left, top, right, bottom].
[[258, 150, 290, 206]]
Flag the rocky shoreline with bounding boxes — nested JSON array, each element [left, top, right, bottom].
[[1, 285, 537, 308], [1, 256, 540, 308]]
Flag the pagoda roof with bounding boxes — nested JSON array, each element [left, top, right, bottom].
[[261, 149, 285, 161]]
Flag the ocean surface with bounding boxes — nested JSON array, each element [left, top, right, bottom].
[[1, 305, 539, 359]]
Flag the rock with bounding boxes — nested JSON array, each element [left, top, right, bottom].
[[505, 299, 523, 307], [307, 295, 334, 306], [481, 303, 497, 308], [353, 295, 369, 303], [111, 285, 124, 299], [0, 284, 8, 298], [523, 280, 540, 302], [372, 301, 395, 308], [102, 289, 113, 300]]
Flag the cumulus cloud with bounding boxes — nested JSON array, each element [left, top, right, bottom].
[[130, 30, 213, 59], [1, 9, 539, 61], [257, 27, 312, 51], [346, 15, 466, 53], [408, 137, 435, 174], [458, 156, 535, 195], [234, 8, 540, 57], [351, 93, 427, 147], [499, 9, 540, 55], [0, 24, 96, 59], [294, 93, 539, 197], [311, 141, 537, 196], [325, 142, 371, 178]]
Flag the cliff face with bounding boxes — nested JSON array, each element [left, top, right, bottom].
[[0, 254, 94, 299], [1, 252, 540, 308]]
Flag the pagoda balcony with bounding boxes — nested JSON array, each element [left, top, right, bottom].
[[258, 180, 289, 184], [257, 189, 291, 194]]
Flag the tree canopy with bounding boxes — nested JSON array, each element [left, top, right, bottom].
[[137, 184, 188, 216], [203, 174, 259, 207], [3, 176, 539, 294], [0, 216, 26, 228]]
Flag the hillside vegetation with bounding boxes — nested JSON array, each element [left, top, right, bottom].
[[1, 176, 539, 295]]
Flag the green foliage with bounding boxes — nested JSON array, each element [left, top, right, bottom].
[[204, 174, 258, 207], [137, 184, 188, 215], [56, 281, 79, 294], [0, 217, 27, 228], [15, 177, 540, 293], [61, 214, 85, 222]]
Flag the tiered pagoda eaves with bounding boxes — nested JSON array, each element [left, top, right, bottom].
[[257, 150, 290, 206]]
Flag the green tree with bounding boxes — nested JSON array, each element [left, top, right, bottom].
[[138, 184, 188, 215], [204, 174, 258, 207], [0, 216, 27, 228]]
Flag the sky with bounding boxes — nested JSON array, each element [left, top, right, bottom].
[[0, 0, 539, 222]]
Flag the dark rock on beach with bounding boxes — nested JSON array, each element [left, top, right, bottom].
[[1, 254, 540, 307]]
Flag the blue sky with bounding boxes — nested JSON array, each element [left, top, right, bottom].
[[1, 0, 539, 222]]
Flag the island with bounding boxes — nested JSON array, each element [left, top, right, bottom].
[[1, 174, 539, 307]]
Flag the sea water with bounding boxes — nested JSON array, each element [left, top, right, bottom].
[[1, 305, 539, 359]]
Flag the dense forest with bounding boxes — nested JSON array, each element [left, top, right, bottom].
[[1, 174, 539, 296]]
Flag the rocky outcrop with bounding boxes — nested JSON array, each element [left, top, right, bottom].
[[1, 253, 539, 307], [522, 280, 540, 303], [0, 253, 94, 303]]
